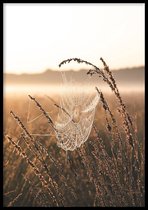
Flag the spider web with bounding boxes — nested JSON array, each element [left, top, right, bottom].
[[54, 71, 99, 151]]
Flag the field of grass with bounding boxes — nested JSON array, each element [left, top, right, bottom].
[[3, 58, 145, 207], [3, 90, 144, 207]]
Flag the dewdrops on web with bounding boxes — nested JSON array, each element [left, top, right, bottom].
[[54, 73, 100, 151]]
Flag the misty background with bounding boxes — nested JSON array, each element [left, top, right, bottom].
[[4, 66, 144, 95]]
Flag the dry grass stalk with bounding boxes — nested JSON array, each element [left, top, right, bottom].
[[59, 57, 134, 147], [28, 95, 56, 131], [9, 112, 64, 206], [6, 135, 59, 206]]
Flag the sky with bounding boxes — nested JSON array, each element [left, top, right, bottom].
[[4, 3, 145, 74]]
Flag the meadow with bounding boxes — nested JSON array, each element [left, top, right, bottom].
[[3, 58, 145, 207]]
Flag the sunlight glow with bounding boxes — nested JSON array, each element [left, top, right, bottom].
[[4, 3, 145, 74]]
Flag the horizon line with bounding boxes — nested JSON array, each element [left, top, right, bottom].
[[4, 65, 145, 76]]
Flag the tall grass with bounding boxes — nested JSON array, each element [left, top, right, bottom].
[[4, 58, 144, 207]]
